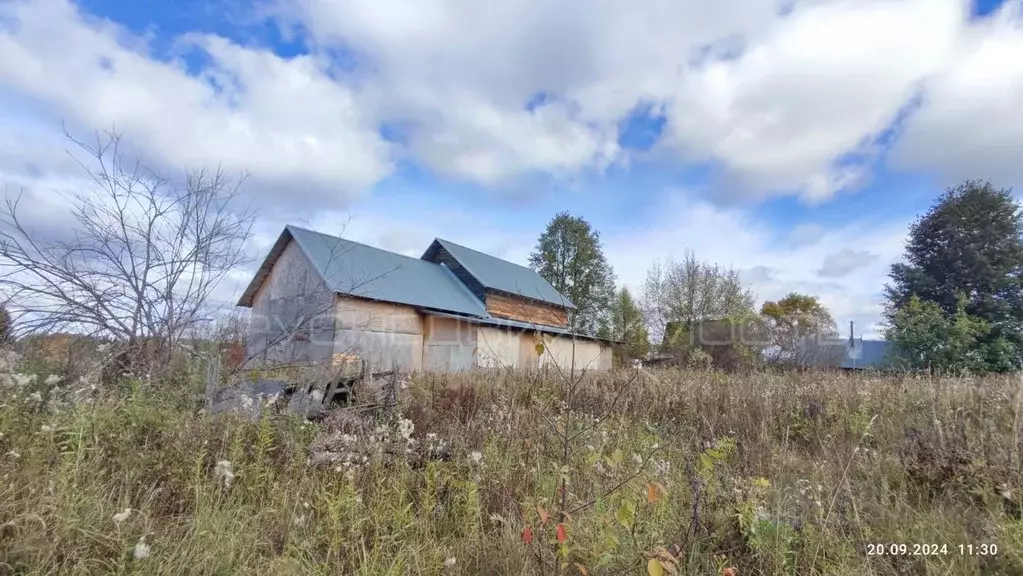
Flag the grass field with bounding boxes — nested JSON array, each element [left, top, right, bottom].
[[1, 363, 1022, 575]]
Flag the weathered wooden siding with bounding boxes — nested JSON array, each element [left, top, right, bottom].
[[422, 243, 486, 302], [246, 239, 336, 366], [476, 326, 521, 368], [423, 316, 478, 371], [485, 291, 569, 327], [333, 296, 423, 371], [540, 336, 611, 372]]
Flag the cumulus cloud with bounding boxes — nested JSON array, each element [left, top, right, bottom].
[[891, 1, 1023, 188], [0, 0, 392, 206], [4, 0, 1023, 200], [818, 249, 880, 278], [274, 0, 1001, 199]]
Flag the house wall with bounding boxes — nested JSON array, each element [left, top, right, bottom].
[[485, 291, 570, 327], [333, 296, 423, 371], [540, 335, 612, 372], [423, 315, 478, 371], [246, 239, 336, 366], [476, 326, 522, 368], [519, 332, 541, 370]]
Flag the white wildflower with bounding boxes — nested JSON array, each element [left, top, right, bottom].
[[239, 395, 254, 410], [654, 460, 671, 477], [40, 424, 53, 433], [355, 494, 363, 504], [632, 453, 643, 465], [14, 374, 34, 387], [27, 391, 42, 403], [214, 460, 235, 488], [133, 537, 151, 560], [469, 451, 483, 465], [293, 514, 306, 526], [397, 418, 414, 440], [112, 508, 132, 524], [7, 450, 20, 459], [999, 483, 1013, 500], [585, 444, 595, 452], [444, 557, 457, 568], [44, 375, 61, 386], [650, 443, 660, 450]]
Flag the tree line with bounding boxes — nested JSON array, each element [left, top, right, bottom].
[[528, 180, 1023, 374]]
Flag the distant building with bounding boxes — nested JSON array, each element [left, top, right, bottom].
[[798, 321, 898, 370], [237, 225, 613, 372]]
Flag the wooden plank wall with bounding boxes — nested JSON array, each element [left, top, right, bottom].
[[485, 291, 569, 327]]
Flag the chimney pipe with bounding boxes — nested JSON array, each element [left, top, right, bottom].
[[849, 320, 854, 348]]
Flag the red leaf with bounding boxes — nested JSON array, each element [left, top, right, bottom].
[[556, 523, 567, 543], [521, 525, 533, 545], [722, 568, 737, 576]]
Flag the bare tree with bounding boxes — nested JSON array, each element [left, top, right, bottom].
[[0, 128, 255, 370], [641, 250, 756, 348]]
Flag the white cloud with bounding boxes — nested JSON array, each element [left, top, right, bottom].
[[3, 0, 1023, 199], [0, 0, 392, 204], [891, 1, 1023, 188], [663, 0, 964, 201], [818, 249, 880, 278], [279, 0, 992, 199]]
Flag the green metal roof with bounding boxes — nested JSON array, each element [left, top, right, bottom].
[[238, 226, 487, 317], [426, 238, 575, 309]]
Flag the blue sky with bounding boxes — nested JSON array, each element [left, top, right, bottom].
[[1, 0, 1022, 337]]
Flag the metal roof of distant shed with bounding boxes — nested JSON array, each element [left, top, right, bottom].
[[801, 339, 897, 370], [238, 226, 488, 317], [424, 238, 575, 309]]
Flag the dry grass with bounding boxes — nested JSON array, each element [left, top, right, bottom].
[[1, 364, 1022, 575]]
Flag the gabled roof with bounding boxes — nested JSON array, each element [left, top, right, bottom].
[[237, 226, 487, 317], [423, 238, 575, 309]]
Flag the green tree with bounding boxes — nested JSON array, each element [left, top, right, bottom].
[[597, 287, 650, 365], [886, 294, 992, 374], [760, 293, 838, 364], [529, 212, 616, 335], [884, 180, 1023, 372]]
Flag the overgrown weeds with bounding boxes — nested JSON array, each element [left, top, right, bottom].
[[1, 364, 1021, 575]]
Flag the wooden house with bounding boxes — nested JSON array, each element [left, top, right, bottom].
[[237, 225, 613, 372]]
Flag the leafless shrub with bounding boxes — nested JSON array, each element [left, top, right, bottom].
[[0, 128, 255, 376]]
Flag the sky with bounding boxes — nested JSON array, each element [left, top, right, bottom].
[[1, 0, 1022, 339]]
